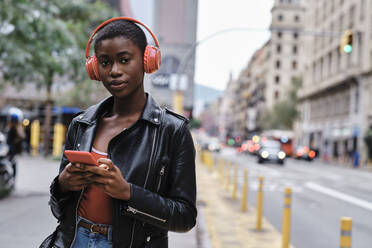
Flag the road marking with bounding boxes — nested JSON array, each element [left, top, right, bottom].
[[305, 182, 372, 211]]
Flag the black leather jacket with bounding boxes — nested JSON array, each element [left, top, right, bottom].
[[45, 94, 197, 248]]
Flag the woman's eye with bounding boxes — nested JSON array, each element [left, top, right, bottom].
[[120, 58, 130, 64], [100, 60, 109, 67]]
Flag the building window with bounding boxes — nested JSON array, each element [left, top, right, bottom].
[[361, 0, 365, 21], [293, 32, 298, 39], [337, 48, 341, 71], [355, 88, 359, 113], [294, 15, 300, 22], [278, 14, 283, 21], [328, 52, 333, 75], [275, 91, 279, 100], [277, 32, 282, 38], [276, 60, 281, 69], [293, 45, 297, 54], [292, 61, 297, 70], [277, 44, 281, 53], [275, 76, 280, 84], [349, 4, 355, 28]]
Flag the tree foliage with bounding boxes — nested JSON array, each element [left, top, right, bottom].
[[0, 0, 118, 89], [0, 0, 118, 155], [258, 77, 302, 130]]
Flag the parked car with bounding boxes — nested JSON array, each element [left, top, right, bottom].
[[257, 140, 286, 165], [294, 146, 316, 161]]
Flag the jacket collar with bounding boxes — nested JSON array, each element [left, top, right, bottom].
[[77, 93, 162, 126]]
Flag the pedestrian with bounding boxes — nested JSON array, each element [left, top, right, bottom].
[[40, 17, 197, 248], [6, 110, 25, 177]]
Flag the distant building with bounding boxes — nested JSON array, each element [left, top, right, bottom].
[[193, 84, 222, 117], [296, 0, 372, 165], [119, 0, 198, 118], [224, 0, 305, 140]]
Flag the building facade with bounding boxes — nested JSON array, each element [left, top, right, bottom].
[[224, 0, 305, 140], [268, 0, 305, 108], [295, 0, 372, 165], [121, 0, 198, 117]]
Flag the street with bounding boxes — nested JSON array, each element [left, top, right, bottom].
[[1, 149, 372, 248], [218, 147, 372, 248]]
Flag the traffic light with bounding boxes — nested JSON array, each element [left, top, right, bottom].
[[340, 30, 353, 54]]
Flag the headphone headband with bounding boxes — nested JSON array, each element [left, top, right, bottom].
[[85, 17, 160, 59]]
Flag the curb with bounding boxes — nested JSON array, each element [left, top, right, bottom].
[[196, 158, 295, 248]]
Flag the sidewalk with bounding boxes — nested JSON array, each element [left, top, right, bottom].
[[195, 154, 294, 248]]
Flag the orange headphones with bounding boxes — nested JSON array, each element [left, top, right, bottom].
[[85, 17, 161, 81]]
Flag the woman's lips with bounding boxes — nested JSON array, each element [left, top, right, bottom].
[[109, 81, 127, 90]]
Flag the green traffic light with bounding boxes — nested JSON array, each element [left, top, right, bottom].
[[344, 44, 352, 53]]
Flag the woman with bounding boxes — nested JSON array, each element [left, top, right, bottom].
[[41, 17, 197, 248]]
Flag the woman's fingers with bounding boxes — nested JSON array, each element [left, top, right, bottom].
[[97, 158, 115, 170]]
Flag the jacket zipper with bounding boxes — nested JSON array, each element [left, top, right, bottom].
[[127, 206, 167, 223], [143, 128, 158, 188], [69, 190, 84, 248], [129, 127, 159, 248], [156, 166, 165, 192]]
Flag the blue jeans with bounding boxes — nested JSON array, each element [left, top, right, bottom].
[[72, 216, 113, 248]]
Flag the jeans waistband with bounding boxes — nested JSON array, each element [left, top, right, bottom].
[[77, 216, 113, 242]]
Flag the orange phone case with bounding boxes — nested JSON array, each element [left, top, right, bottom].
[[64, 150, 98, 166]]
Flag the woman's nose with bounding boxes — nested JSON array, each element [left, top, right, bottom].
[[110, 62, 122, 78]]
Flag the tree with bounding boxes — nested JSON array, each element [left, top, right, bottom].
[[0, 0, 118, 155], [257, 77, 302, 130]]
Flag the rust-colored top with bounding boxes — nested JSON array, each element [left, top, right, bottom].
[[77, 148, 112, 224]]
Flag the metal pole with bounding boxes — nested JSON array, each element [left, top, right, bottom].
[[282, 187, 292, 248], [340, 217, 352, 248], [30, 120, 40, 156], [256, 176, 264, 230], [241, 169, 248, 212], [232, 164, 238, 199], [225, 161, 231, 191]]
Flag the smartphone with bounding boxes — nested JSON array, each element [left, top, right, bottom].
[[64, 150, 98, 166]]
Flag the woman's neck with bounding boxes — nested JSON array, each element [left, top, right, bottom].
[[111, 91, 147, 117]]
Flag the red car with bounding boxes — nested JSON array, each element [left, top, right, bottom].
[[294, 146, 316, 161]]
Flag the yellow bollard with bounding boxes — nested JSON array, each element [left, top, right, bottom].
[[340, 217, 352, 248], [282, 187, 292, 248], [30, 120, 40, 156], [232, 164, 238, 199], [225, 161, 231, 191], [218, 159, 224, 183], [210, 153, 215, 171], [256, 176, 264, 230], [210, 154, 215, 171], [241, 169, 248, 212], [53, 123, 65, 157]]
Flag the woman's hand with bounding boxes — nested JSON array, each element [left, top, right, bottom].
[[58, 163, 96, 192], [84, 158, 131, 200]]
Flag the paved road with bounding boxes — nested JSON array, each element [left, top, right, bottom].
[[0, 156, 59, 248], [217, 148, 372, 248]]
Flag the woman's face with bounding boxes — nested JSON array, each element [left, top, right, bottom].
[[96, 36, 144, 99]]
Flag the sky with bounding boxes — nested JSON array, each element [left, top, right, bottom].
[[129, 0, 274, 91], [195, 0, 274, 91]]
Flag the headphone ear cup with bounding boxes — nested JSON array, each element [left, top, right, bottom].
[[86, 55, 101, 81], [143, 45, 161, 74]]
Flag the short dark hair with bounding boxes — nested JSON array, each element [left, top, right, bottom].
[[94, 20, 147, 56]]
